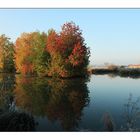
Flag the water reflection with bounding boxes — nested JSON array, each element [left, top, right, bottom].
[[0, 111, 36, 131], [0, 74, 16, 111], [0, 74, 36, 131], [121, 94, 140, 131], [14, 76, 90, 131], [102, 112, 115, 131], [102, 94, 140, 131], [1, 74, 139, 131]]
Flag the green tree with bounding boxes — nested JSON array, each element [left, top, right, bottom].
[[0, 34, 15, 73]]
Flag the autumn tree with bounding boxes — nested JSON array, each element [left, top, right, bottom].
[[0, 34, 15, 73], [46, 22, 90, 78], [15, 32, 50, 75], [15, 22, 90, 78]]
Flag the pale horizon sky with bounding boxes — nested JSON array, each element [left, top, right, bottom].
[[0, 9, 140, 66]]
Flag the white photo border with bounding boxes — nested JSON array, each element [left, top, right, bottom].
[[0, 0, 140, 140]]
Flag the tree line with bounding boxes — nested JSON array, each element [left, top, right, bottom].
[[0, 22, 90, 78]]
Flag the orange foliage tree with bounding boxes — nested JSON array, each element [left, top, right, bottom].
[[15, 32, 49, 75]]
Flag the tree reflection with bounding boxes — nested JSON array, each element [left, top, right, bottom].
[[0, 74, 36, 131], [102, 112, 115, 131], [0, 74, 16, 110], [0, 111, 36, 131], [102, 94, 140, 131], [14, 76, 90, 131], [121, 94, 140, 131]]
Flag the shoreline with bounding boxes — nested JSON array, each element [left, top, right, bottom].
[[89, 68, 140, 78], [1, 68, 140, 79]]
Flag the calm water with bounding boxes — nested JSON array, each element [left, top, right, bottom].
[[0, 74, 140, 131]]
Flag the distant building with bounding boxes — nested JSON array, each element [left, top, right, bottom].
[[128, 64, 140, 69]]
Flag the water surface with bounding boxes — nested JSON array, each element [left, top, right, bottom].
[[0, 74, 140, 131]]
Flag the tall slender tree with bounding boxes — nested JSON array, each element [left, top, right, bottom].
[[0, 34, 15, 73]]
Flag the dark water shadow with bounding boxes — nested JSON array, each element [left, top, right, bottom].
[[0, 74, 36, 131]]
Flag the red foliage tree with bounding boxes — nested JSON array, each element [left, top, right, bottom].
[[46, 22, 90, 78], [68, 42, 87, 66]]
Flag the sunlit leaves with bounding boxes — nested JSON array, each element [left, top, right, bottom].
[[14, 22, 90, 77], [15, 32, 49, 75], [46, 22, 90, 77]]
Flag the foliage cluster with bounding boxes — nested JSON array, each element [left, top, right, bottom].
[[0, 35, 15, 73], [0, 22, 90, 78]]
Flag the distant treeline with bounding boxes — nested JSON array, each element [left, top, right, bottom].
[[0, 22, 90, 78], [89, 65, 140, 78]]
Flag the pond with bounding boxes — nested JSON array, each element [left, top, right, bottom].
[[0, 74, 140, 131]]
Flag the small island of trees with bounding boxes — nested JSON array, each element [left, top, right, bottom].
[[0, 22, 90, 78]]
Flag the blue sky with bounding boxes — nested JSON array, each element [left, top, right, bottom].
[[0, 9, 140, 65]]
